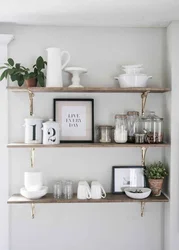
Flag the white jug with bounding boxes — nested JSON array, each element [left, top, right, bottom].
[[42, 119, 60, 144], [46, 47, 71, 87]]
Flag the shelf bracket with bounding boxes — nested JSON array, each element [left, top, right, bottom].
[[141, 202, 145, 217], [28, 90, 34, 116], [30, 148, 35, 168], [141, 147, 148, 166], [141, 91, 150, 115], [31, 203, 35, 219]]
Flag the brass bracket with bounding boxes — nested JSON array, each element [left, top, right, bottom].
[[31, 203, 35, 219], [30, 148, 35, 168], [141, 147, 147, 166], [141, 202, 145, 217], [28, 90, 34, 116], [141, 91, 150, 115]]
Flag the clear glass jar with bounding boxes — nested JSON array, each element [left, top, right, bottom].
[[97, 126, 113, 143], [114, 114, 128, 143], [141, 111, 163, 143], [127, 111, 140, 143]]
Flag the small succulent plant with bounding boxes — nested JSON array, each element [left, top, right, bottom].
[[144, 161, 168, 179]]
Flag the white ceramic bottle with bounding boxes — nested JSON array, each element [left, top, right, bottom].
[[42, 119, 60, 144], [24, 116, 43, 144], [46, 47, 71, 87]]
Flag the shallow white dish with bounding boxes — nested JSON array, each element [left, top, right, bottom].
[[124, 187, 151, 199], [122, 64, 143, 68], [20, 186, 48, 199], [115, 74, 152, 88]]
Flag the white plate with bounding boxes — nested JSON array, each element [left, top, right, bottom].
[[124, 187, 151, 199], [20, 186, 48, 199], [122, 64, 143, 68]]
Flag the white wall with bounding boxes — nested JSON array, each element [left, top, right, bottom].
[[164, 21, 179, 250], [0, 25, 168, 250]]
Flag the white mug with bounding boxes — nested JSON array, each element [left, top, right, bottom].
[[77, 181, 91, 200], [24, 172, 43, 192], [91, 181, 106, 199]]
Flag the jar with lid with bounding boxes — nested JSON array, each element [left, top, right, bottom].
[[114, 114, 128, 143], [97, 125, 113, 143], [141, 111, 163, 143], [127, 111, 140, 143]]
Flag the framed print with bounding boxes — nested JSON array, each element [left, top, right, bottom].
[[112, 166, 145, 194], [53, 98, 94, 143]]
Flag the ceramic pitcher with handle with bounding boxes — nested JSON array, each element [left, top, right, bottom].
[[46, 47, 71, 87]]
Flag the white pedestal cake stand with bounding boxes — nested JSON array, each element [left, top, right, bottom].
[[65, 67, 87, 88]]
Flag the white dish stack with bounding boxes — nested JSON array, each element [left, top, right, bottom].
[[115, 64, 152, 88]]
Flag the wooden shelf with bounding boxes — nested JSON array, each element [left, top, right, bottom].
[[7, 86, 170, 93], [7, 193, 169, 204], [7, 142, 170, 148]]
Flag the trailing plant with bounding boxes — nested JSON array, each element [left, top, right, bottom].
[[144, 161, 168, 179], [0, 56, 47, 87]]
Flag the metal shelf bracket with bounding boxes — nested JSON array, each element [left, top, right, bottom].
[[141, 202, 145, 217], [141, 91, 150, 115], [30, 148, 35, 168], [28, 90, 34, 116], [141, 147, 148, 166], [31, 203, 35, 219]]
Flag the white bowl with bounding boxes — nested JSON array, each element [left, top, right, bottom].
[[123, 68, 144, 75], [124, 187, 151, 199], [20, 186, 48, 199], [122, 64, 143, 68], [115, 74, 152, 88]]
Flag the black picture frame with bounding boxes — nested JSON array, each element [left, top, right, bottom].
[[53, 98, 94, 143], [112, 166, 146, 194]]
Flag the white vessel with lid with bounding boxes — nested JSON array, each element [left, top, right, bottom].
[[24, 116, 43, 144], [42, 119, 60, 144]]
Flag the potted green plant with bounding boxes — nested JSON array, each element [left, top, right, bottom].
[[144, 161, 168, 196], [0, 56, 47, 87]]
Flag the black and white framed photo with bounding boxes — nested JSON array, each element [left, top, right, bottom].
[[112, 166, 145, 193], [53, 98, 94, 143]]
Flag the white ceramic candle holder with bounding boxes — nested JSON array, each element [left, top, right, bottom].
[[65, 67, 87, 88]]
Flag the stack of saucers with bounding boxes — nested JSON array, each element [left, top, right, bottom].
[[115, 64, 152, 88]]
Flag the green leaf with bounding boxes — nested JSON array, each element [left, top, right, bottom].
[[15, 63, 20, 69], [8, 68, 16, 75], [0, 66, 7, 70], [0, 70, 7, 81], [37, 74, 44, 87], [36, 56, 44, 71], [8, 58, 14, 67], [4, 63, 10, 67], [11, 74, 18, 82], [17, 75, 24, 87]]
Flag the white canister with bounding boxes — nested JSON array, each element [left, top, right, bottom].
[[42, 119, 60, 144], [24, 117, 43, 144]]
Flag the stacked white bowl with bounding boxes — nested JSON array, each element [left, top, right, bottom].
[[115, 64, 152, 88], [20, 172, 48, 199]]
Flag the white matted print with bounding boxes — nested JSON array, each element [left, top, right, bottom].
[[112, 166, 145, 193], [54, 99, 94, 142]]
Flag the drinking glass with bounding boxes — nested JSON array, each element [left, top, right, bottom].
[[63, 180, 73, 199], [53, 181, 63, 199]]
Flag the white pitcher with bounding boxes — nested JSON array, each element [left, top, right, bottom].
[[46, 47, 71, 87]]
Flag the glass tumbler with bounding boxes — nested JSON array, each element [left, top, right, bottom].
[[63, 180, 73, 199], [53, 181, 63, 199]]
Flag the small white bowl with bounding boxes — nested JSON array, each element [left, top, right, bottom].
[[124, 187, 151, 199], [114, 74, 152, 88], [122, 64, 143, 68], [20, 186, 48, 199]]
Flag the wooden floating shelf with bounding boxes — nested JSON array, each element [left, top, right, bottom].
[[7, 86, 170, 93], [7, 142, 170, 148], [7, 193, 169, 204]]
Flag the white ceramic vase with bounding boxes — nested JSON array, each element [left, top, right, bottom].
[[46, 47, 71, 87]]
